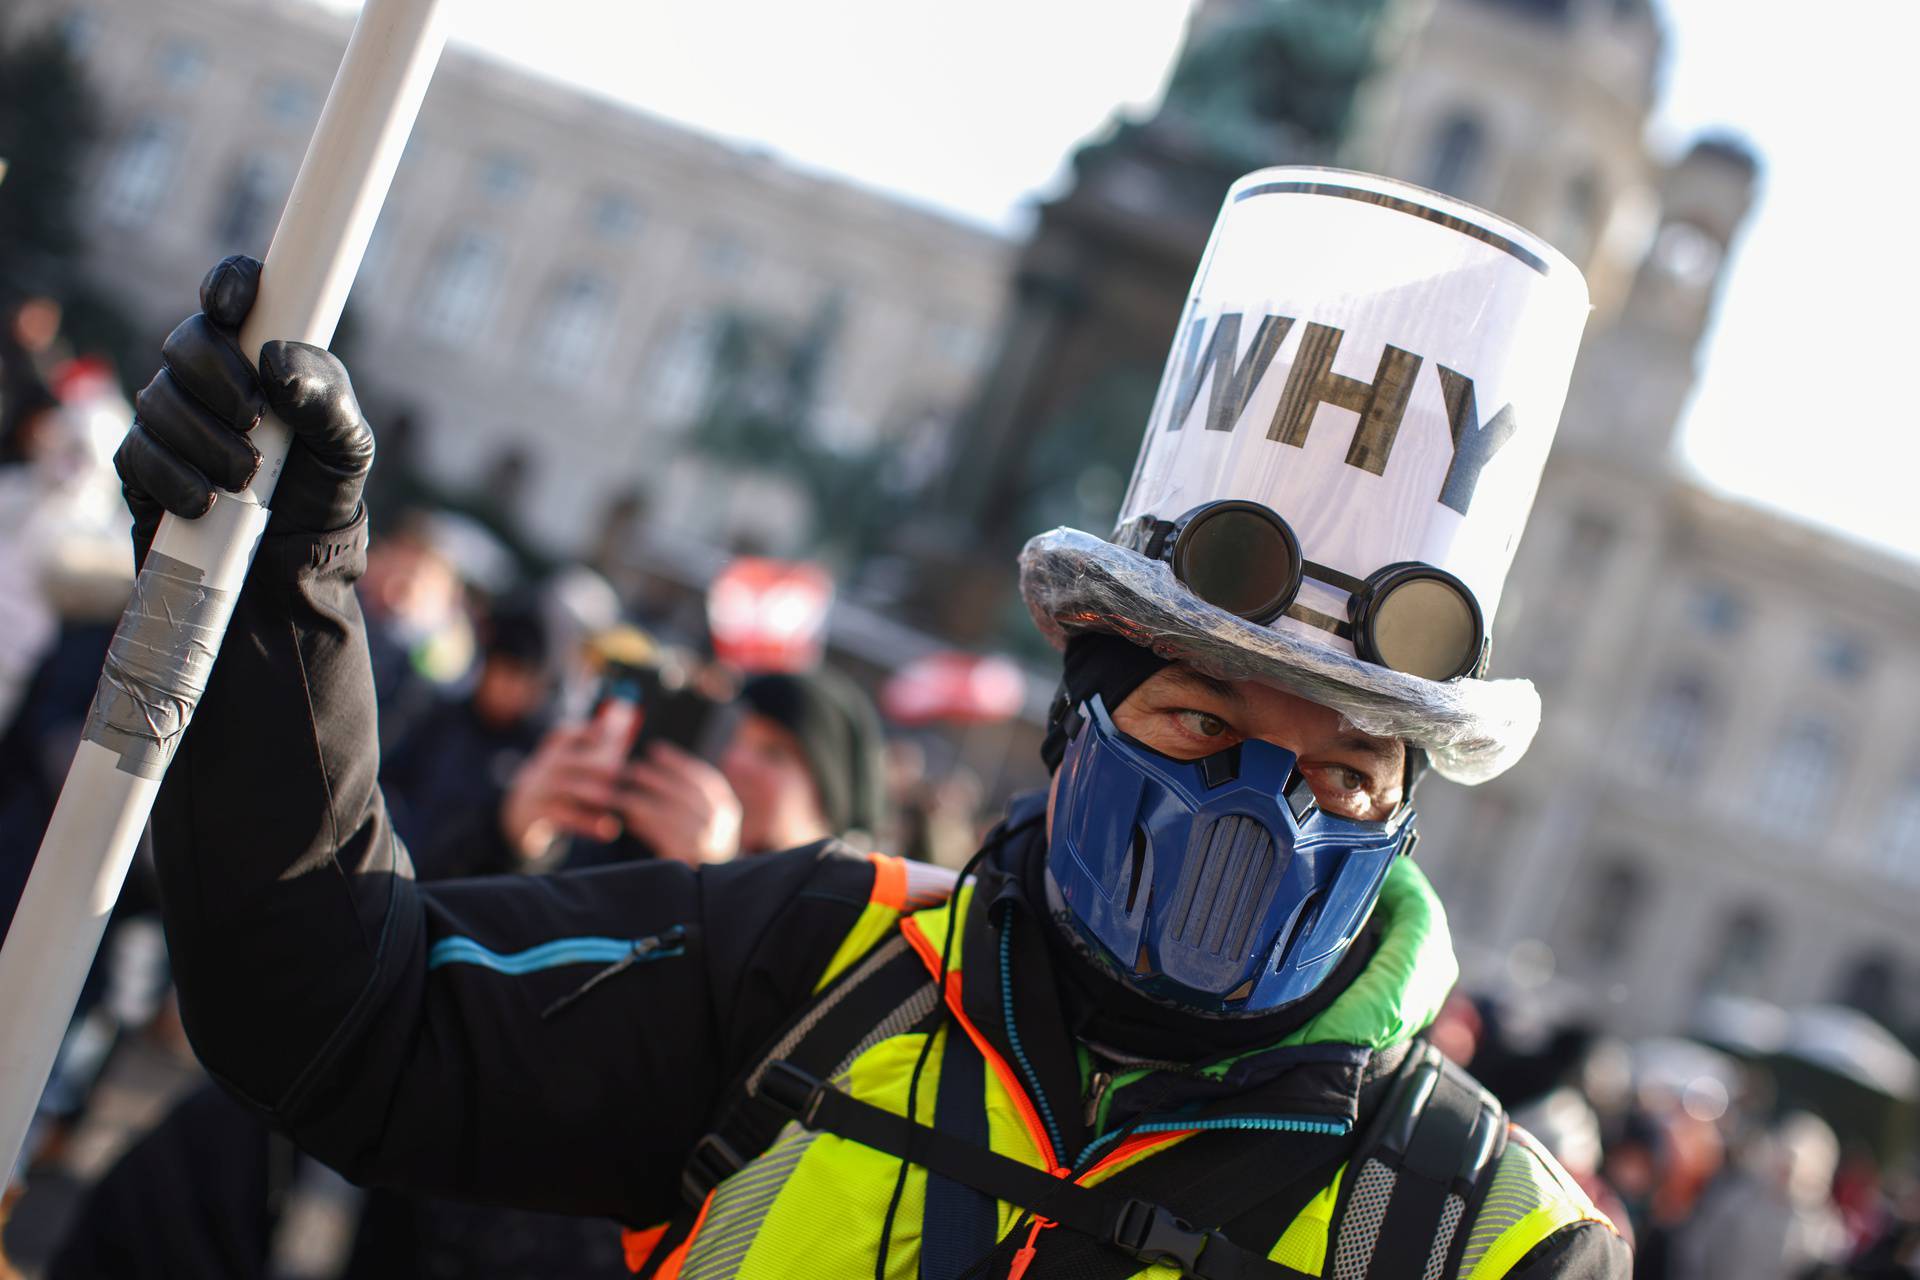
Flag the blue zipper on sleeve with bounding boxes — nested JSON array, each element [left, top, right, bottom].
[[427, 928, 685, 974], [428, 926, 689, 1021]]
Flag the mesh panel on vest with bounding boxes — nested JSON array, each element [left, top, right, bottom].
[[749, 935, 910, 1094], [678, 1126, 820, 1280], [1331, 1158, 1396, 1280], [1422, 1193, 1465, 1280], [678, 971, 939, 1280], [835, 982, 939, 1073], [1457, 1135, 1556, 1277]]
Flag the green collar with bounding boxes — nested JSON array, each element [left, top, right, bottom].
[[1183, 856, 1459, 1080], [1271, 856, 1458, 1053]]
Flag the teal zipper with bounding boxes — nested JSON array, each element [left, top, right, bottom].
[[427, 928, 685, 974], [1076, 1113, 1352, 1170]]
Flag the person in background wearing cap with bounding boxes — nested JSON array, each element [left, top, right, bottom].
[[722, 670, 889, 855], [108, 169, 1628, 1277]]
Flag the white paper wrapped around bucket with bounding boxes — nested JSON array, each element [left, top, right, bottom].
[[1119, 167, 1590, 654]]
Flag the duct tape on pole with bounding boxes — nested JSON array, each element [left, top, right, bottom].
[[0, 0, 450, 1176]]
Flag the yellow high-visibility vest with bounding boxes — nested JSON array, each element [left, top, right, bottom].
[[633, 861, 1615, 1280]]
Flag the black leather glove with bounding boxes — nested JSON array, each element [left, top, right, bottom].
[[115, 255, 375, 560]]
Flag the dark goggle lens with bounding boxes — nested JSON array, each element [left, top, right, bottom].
[[1176, 508, 1299, 622], [1366, 575, 1480, 682]]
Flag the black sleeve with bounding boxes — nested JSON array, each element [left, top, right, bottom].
[[153, 512, 875, 1226], [1501, 1222, 1634, 1280]]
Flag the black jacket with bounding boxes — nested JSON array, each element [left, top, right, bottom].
[[153, 513, 876, 1225], [150, 512, 1628, 1277]]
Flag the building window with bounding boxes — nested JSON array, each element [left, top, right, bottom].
[[1556, 170, 1602, 264], [1424, 112, 1486, 199], [478, 153, 530, 203], [1754, 717, 1839, 839], [928, 317, 983, 368], [1837, 952, 1900, 1028], [648, 315, 718, 426], [1640, 671, 1716, 780], [1876, 773, 1920, 882], [59, 10, 101, 57], [1817, 632, 1871, 683], [1651, 221, 1722, 289], [699, 233, 750, 279], [213, 156, 283, 253], [1699, 907, 1775, 998], [1689, 582, 1747, 636], [589, 192, 643, 240], [417, 233, 502, 346], [263, 80, 321, 127], [157, 37, 208, 89], [99, 118, 182, 228], [1571, 857, 1647, 968], [532, 274, 615, 382], [1563, 509, 1616, 576]]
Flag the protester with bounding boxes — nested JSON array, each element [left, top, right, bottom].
[[1819, 1162, 1920, 1279], [1669, 1111, 1847, 1280], [722, 669, 888, 853], [356, 510, 474, 749], [381, 595, 556, 880], [114, 171, 1626, 1279]]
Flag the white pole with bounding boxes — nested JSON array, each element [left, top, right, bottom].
[[0, 0, 451, 1177]]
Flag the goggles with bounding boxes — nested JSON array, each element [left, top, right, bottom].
[[1115, 500, 1487, 683]]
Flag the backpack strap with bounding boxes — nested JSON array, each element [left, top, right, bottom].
[[683, 931, 940, 1205], [921, 1022, 999, 1280], [1327, 1041, 1507, 1280], [762, 1061, 1321, 1280], [625, 932, 941, 1277]]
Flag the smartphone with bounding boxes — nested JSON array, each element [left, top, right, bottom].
[[597, 659, 740, 761]]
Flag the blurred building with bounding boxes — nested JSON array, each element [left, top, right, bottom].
[[1, 0, 1012, 554]]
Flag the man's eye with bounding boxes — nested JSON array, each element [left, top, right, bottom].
[[1173, 710, 1231, 739], [1316, 766, 1368, 794]]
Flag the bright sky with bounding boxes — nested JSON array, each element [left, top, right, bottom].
[[318, 0, 1920, 563]]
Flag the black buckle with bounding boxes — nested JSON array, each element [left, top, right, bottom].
[[1112, 1199, 1218, 1276], [757, 1060, 826, 1126], [680, 1133, 746, 1205]]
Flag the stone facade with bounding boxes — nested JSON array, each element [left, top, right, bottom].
[[6, 0, 1012, 554]]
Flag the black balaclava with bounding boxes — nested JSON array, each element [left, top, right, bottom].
[[1039, 633, 1171, 771], [740, 670, 887, 838]]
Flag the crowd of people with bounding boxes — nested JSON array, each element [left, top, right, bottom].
[[1428, 992, 1920, 1280], [3, 264, 1919, 1280]]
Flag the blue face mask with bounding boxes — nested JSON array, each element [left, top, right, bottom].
[[1046, 694, 1416, 1014]]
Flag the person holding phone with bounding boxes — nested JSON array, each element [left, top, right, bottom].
[[498, 667, 887, 867]]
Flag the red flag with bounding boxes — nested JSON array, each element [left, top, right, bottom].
[[882, 652, 1027, 726], [706, 557, 835, 673]]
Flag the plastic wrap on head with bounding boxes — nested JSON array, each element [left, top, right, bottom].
[[1019, 527, 1540, 785]]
